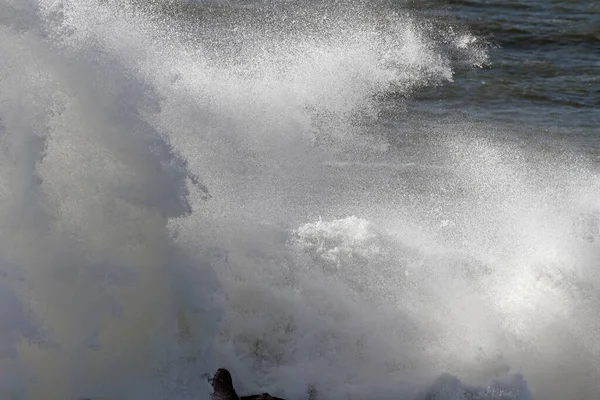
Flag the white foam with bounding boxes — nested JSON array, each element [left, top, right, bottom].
[[1, 1, 599, 399]]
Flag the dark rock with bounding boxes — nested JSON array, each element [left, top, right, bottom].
[[208, 368, 287, 400], [210, 368, 240, 400]]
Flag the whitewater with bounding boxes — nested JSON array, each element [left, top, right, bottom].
[[0, 0, 599, 399]]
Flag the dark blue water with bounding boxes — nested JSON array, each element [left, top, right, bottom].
[[413, 0, 599, 144]]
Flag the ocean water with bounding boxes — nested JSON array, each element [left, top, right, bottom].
[[0, 0, 599, 399]]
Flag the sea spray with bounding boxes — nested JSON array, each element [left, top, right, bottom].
[[1, 1, 599, 399]]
